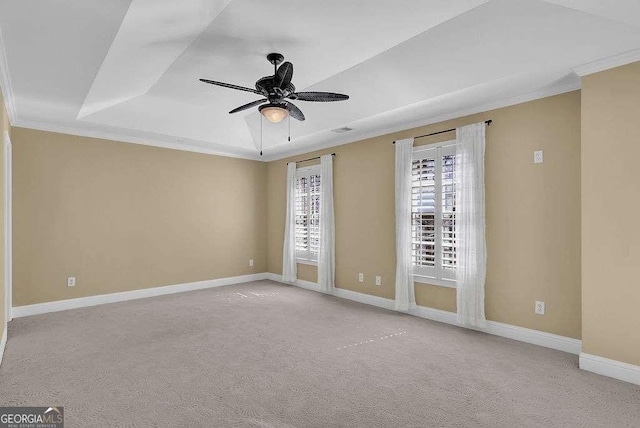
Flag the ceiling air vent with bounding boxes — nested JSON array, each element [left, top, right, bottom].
[[331, 127, 354, 133]]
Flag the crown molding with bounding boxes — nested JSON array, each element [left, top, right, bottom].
[[12, 118, 262, 161], [0, 22, 17, 124], [572, 48, 640, 77], [12, 79, 581, 164], [262, 79, 582, 161]]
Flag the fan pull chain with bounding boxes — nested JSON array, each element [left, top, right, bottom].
[[260, 115, 264, 156], [288, 114, 291, 142]]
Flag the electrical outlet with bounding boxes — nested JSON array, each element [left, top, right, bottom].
[[249, 259, 254, 267], [534, 150, 544, 164], [375, 276, 381, 286], [67, 277, 76, 287], [535, 301, 545, 315], [358, 273, 364, 283]]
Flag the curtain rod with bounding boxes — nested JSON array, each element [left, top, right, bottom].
[[287, 153, 336, 165], [393, 120, 492, 144]]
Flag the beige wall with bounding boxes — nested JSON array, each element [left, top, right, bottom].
[[581, 62, 640, 366], [12, 128, 267, 306], [267, 91, 582, 339]]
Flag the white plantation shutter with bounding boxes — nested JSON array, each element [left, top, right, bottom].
[[441, 150, 457, 280], [295, 166, 321, 263], [309, 174, 321, 256], [295, 176, 309, 254], [412, 143, 457, 284], [411, 156, 437, 275]]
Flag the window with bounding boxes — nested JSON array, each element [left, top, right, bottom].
[[411, 141, 457, 287], [295, 165, 321, 264]]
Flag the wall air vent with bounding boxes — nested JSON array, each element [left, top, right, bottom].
[[331, 127, 354, 133]]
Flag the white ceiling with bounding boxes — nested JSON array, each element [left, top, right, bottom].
[[1, 0, 639, 160]]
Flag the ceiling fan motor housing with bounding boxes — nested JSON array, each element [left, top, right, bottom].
[[255, 76, 295, 101]]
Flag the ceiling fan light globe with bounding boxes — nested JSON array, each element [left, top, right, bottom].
[[261, 106, 289, 123]]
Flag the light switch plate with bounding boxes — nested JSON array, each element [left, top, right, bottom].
[[534, 150, 544, 164]]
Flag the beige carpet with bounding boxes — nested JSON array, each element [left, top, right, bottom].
[[1, 280, 639, 427]]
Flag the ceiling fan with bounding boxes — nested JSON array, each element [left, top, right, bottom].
[[199, 53, 349, 123]]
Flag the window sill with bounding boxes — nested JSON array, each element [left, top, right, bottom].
[[413, 275, 457, 289], [296, 259, 318, 267]]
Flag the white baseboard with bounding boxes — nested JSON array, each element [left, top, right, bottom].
[[267, 273, 581, 355], [264, 273, 395, 310], [264, 272, 282, 282], [12, 273, 268, 318], [408, 305, 581, 354], [0, 326, 6, 367], [409, 305, 458, 325], [265, 273, 321, 293], [483, 319, 582, 355], [580, 353, 640, 386], [332, 287, 395, 310]]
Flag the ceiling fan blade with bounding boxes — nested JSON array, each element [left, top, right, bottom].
[[290, 92, 349, 102], [285, 101, 305, 121], [229, 99, 268, 114], [274, 62, 294, 90], [199, 79, 259, 94]]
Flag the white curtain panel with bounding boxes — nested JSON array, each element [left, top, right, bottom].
[[282, 162, 298, 283], [318, 154, 335, 293], [394, 138, 416, 312], [455, 123, 487, 328]]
